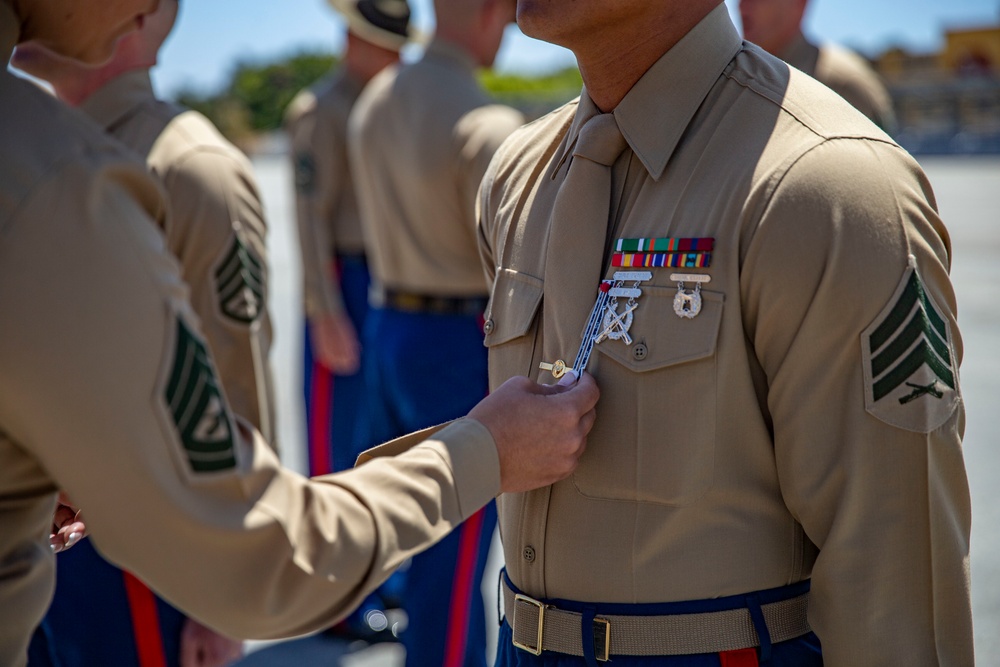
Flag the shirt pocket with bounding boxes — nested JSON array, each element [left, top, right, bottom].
[[573, 285, 724, 506], [483, 268, 544, 386]]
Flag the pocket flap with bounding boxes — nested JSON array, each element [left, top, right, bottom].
[[484, 269, 543, 347], [596, 286, 724, 372]]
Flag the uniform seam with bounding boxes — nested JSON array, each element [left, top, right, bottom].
[[721, 67, 898, 150]]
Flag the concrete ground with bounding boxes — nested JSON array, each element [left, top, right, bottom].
[[242, 154, 1000, 665]]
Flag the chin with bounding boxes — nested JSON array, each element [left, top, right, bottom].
[[515, 1, 574, 48]]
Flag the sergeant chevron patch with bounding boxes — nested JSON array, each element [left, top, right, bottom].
[[213, 231, 265, 324], [861, 258, 960, 433], [164, 318, 238, 472]]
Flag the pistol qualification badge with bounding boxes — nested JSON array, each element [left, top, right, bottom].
[[671, 273, 711, 319]]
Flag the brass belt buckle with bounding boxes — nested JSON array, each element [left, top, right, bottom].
[[512, 594, 547, 656], [593, 617, 611, 662]]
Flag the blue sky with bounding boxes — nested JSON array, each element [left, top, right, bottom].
[[153, 0, 1000, 97]]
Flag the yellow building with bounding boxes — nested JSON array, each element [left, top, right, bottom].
[[941, 25, 1000, 76], [872, 22, 1000, 154]]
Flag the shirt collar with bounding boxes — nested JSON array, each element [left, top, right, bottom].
[[80, 68, 155, 131], [424, 38, 478, 75], [1, 2, 20, 64], [556, 3, 743, 181]]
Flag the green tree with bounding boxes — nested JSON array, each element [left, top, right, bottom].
[[230, 51, 338, 131]]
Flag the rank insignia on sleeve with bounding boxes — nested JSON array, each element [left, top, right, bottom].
[[164, 317, 238, 473], [861, 258, 960, 433], [294, 152, 316, 194], [213, 230, 265, 324]]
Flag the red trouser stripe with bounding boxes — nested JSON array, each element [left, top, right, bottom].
[[122, 571, 167, 667], [443, 507, 486, 667], [719, 648, 759, 667], [308, 364, 332, 475]]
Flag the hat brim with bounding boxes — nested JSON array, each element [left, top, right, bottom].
[[326, 0, 423, 51]]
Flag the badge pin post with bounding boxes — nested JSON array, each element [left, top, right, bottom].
[[671, 273, 710, 319], [538, 359, 569, 379]]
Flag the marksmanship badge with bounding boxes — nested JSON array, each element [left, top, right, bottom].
[[861, 257, 960, 433]]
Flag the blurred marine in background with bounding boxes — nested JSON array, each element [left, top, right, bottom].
[[348, 0, 525, 664], [285, 0, 412, 478], [13, 0, 274, 664], [283, 0, 416, 645], [739, 0, 897, 133]]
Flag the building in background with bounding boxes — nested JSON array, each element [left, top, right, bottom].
[[874, 22, 1000, 154]]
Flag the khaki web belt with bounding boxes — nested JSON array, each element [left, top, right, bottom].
[[502, 578, 811, 661]]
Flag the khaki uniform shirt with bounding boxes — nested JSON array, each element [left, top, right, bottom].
[[781, 31, 897, 134], [478, 6, 971, 664], [285, 71, 366, 319], [80, 69, 277, 445], [0, 8, 499, 666], [349, 39, 524, 297]]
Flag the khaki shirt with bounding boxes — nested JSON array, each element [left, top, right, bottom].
[[80, 69, 277, 445], [478, 6, 971, 663], [285, 71, 366, 319], [781, 31, 897, 134], [0, 8, 499, 666], [349, 39, 524, 297]]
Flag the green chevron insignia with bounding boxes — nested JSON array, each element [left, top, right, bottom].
[[862, 260, 959, 432], [214, 232, 265, 324], [294, 152, 316, 194], [164, 318, 237, 473]]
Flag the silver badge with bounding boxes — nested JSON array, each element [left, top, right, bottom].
[[671, 273, 710, 320], [594, 274, 647, 345], [673, 281, 702, 319], [596, 302, 636, 344]]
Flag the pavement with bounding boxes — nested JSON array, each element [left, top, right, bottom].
[[244, 154, 1000, 665]]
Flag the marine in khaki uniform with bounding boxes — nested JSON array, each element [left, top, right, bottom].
[[348, 0, 524, 664], [740, 0, 897, 133], [478, 1, 971, 664], [12, 1, 272, 664], [284, 0, 412, 478], [0, 1, 599, 665]]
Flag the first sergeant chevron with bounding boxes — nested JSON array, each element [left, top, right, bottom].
[[862, 257, 960, 433], [164, 317, 238, 473], [213, 230, 265, 325]]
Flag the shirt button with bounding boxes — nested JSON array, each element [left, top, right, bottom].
[[632, 343, 648, 361], [484, 318, 495, 335], [522, 546, 536, 562]]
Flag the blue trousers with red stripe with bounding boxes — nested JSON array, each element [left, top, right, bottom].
[[494, 575, 823, 667], [358, 305, 496, 667], [29, 539, 185, 667], [302, 254, 371, 475]]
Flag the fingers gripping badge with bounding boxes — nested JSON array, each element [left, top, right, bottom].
[[861, 257, 960, 433], [163, 317, 238, 473]]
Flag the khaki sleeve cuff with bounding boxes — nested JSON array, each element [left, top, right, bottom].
[[357, 418, 501, 520]]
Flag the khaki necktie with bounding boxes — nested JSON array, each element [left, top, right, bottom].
[[542, 112, 628, 371]]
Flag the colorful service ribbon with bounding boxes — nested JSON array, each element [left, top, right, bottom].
[[612, 237, 714, 269]]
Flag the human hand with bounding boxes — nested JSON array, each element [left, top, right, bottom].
[[311, 313, 361, 374], [469, 371, 599, 493], [50, 492, 86, 553], [180, 618, 243, 667]]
